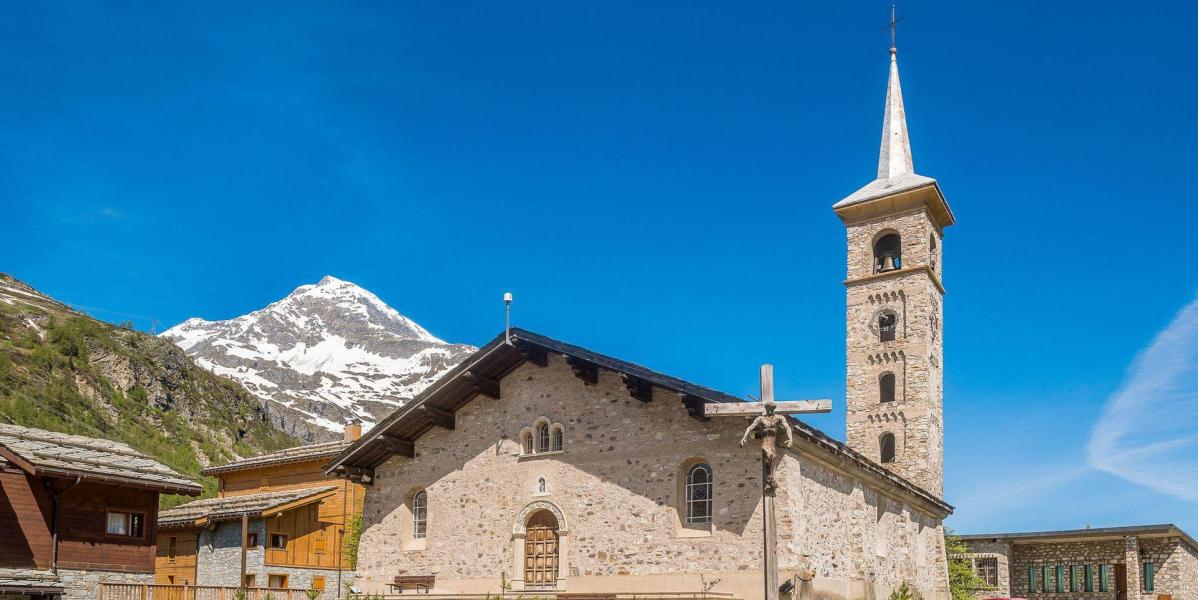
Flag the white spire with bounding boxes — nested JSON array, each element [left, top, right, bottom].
[[877, 48, 915, 180]]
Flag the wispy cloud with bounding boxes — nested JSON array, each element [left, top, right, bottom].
[[1087, 293, 1198, 502]]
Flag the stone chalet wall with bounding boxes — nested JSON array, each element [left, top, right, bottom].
[[196, 519, 350, 599], [355, 356, 949, 600], [57, 568, 152, 600], [999, 537, 1197, 600]]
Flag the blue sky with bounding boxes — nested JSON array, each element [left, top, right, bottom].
[[3, 1, 1197, 534]]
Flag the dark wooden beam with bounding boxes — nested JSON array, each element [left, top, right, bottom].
[[566, 357, 599, 385], [681, 394, 710, 422], [419, 405, 455, 430], [461, 371, 500, 399], [343, 466, 376, 485], [622, 374, 653, 403], [518, 345, 549, 368], [378, 434, 415, 458]]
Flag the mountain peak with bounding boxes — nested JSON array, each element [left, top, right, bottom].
[[162, 278, 476, 441]]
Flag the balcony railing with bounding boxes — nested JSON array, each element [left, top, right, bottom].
[[97, 584, 319, 600]]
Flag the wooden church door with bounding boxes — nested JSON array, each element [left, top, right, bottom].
[[524, 510, 559, 588]]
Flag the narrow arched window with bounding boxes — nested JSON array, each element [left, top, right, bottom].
[[551, 426, 563, 451], [879, 373, 896, 403], [879, 313, 897, 342], [522, 431, 533, 455], [411, 490, 427, 539], [685, 463, 713, 524], [929, 235, 938, 271], [874, 233, 902, 273], [880, 433, 896, 464], [537, 423, 550, 452], [536, 477, 547, 493]]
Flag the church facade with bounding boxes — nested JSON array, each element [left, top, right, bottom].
[[327, 45, 956, 600]]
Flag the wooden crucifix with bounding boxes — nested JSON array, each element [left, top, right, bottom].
[[704, 365, 832, 600]]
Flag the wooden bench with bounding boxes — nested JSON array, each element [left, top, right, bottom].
[[556, 595, 617, 600], [389, 575, 436, 594]]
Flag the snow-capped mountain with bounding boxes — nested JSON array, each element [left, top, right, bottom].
[[162, 276, 476, 441]]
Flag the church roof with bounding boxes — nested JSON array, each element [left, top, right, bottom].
[[325, 327, 952, 515], [834, 48, 955, 229]]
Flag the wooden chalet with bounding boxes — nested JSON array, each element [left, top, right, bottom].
[[0, 423, 202, 599], [155, 424, 364, 595]]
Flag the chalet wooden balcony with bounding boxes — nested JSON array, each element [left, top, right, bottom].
[[346, 594, 741, 600]]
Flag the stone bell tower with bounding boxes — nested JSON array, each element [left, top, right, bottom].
[[834, 46, 954, 496]]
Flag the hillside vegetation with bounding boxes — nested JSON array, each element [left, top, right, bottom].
[[0, 274, 297, 506]]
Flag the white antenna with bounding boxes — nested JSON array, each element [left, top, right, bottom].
[[504, 292, 513, 344]]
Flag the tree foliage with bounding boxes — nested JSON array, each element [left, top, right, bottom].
[[946, 529, 993, 600]]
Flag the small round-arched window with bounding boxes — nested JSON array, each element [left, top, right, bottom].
[[537, 423, 551, 452], [874, 233, 902, 273], [411, 489, 428, 539], [880, 433, 896, 464], [551, 426, 563, 452], [685, 463, 713, 524], [879, 373, 896, 403]]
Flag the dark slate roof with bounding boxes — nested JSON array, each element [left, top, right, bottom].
[[960, 524, 1198, 551], [158, 486, 338, 528], [0, 423, 201, 495], [201, 440, 351, 476], [326, 327, 952, 515]]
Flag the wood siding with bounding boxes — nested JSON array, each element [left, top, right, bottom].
[[0, 464, 160, 573], [215, 458, 363, 570], [154, 530, 198, 584]]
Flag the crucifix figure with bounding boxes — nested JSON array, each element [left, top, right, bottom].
[[704, 365, 832, 600]]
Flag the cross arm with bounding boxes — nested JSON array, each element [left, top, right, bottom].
[[703, 400, 832, 417]]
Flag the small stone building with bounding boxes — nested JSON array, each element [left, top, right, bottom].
[[960, 525, 1198, 600]]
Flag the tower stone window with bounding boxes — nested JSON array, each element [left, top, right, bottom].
[[874, 233, 902, 272], [878, 313, 897, 342], [880, 433, 896, 463], [879, 373, 896, 403]]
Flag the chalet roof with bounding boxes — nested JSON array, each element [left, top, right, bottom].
[[960, 524, 1198, 551], [0, 423, 201, 495], [0, 568, 63, 593], [158, 486, 338, 528], [201, 440, 351, 476], [326, 328, 953, 516]]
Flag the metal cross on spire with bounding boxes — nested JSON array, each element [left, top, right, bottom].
[[885, 4, 904, 51]]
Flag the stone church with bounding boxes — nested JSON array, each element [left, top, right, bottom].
[[326, 45, 956, 600]]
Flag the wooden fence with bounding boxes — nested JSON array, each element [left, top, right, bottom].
[[97, 584, 318, 600]]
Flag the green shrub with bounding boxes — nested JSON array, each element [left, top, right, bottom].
[[343, 513, 363, 569]]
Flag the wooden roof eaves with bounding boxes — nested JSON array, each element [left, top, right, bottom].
[[0, 441, 201, 495]]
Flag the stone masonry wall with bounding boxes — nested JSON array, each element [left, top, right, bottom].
[[196, 519, 349, 599], [356, 356, 949, 600], [960, 540, 1012, 598], [844, 207, 944, 496], [57, 568, 153, 600], [1004, 537, 1198, 600]]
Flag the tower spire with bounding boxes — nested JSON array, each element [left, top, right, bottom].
[[877, 44, 914, 180]]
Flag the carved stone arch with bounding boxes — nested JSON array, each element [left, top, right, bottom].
[[513, 500, 569, 535]]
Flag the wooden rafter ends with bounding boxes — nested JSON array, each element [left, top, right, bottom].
[[342, 466, 375, 485], [622, 374, 653, 403], [518, 345, 549, 368], [567, 356, 599, 385], [681, 394, 709, 422], [462, 371, 501, 399], [379, 435, 415, 458], [419, 405, 455, 430]]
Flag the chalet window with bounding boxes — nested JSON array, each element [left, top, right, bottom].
[[1098, 564, 1109, 592], [879, 313, 897, 342], [551, 426, 563, 451], [312, 576, 326, 591], [1040, 565, 1049, 593], [268, 574, 288, 589], [244, 574, 257, 588], [412, 489, 428, 539], [269, 533, 287, 549], [880, 373, 896, 403], [1084, 564, 1094, 592], [685, 463, 713, 525], [1142, 562, 1155, 592], [880, 433, 896, 464], [975, 557, 998, 587], [1069, 565, 1079, 592], [1055, 565, 1065, 593], [537, 423, 551, 452], [246, 532, 259, 547], [1028, 566, 1036, 592], [106, 512, 144, 537], [168, 536, 177, 560]]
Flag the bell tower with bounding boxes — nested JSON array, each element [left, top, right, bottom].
[[834, 45, 954, 496]]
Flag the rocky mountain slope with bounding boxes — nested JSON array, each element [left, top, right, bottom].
[[0, 274, 297, 505], [162, 276, 476, 442]]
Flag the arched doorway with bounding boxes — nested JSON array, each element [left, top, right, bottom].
[[523, 509, 559, 588]]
